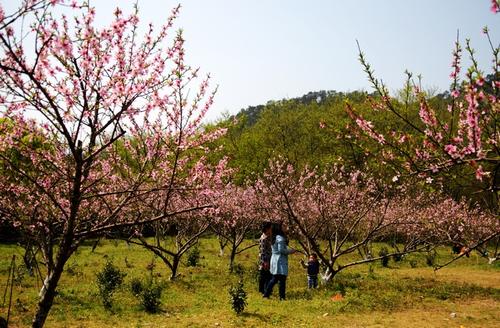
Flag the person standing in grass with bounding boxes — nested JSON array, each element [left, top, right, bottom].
[[300, 253, 320, 289], [258, 221, 273, 294], [263, 223, 297, 300]]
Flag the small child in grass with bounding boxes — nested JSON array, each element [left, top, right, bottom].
[[300, 253, 320, 289]]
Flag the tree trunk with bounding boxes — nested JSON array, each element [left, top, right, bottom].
[[170, 256, 180, 280], [229, 246, 237, 273], [32, 142, 84, 326], [217, 234, 228, 257], [91, 238, 100, 253], [31, 255, 68, 328], [321, 264, 338, 284]]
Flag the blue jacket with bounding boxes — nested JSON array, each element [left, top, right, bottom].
[[270, 235, 294, 276]]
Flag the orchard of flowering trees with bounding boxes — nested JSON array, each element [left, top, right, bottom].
[[249, 160, 498, 278], [0, 1, 227, 326], [0, 1, 498, 327]]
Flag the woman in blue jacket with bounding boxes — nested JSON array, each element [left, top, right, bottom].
[[263, 223, 296, 300]]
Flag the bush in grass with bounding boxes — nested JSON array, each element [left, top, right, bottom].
[[140, 279, 164, 313], [186, 245, 200, 267], [378, 246, 389, 267], [426, 250, 437, 267], [392, 253, 403, 262], [96, 260, 126, 309], [228, 280, 247, 315], [130, 277, 143, 297]]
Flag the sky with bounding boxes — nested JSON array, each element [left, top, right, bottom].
[[4, 1, 500, 122]]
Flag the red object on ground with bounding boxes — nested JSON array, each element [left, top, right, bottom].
[[331, 293, 344, 301]]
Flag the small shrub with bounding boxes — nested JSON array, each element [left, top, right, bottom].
[[130, 278, 143, 297], [186, 246, 200, 267], [96, 260, 126, 309], [228, 280, 247, 315], [425, 250, 437, 267], [409, 259, 418, 268], [392, 253, 403, 262], [140, 279, 164, 313], [378, 246, 389, 267]]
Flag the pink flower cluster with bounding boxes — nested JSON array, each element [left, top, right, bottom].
[[348, 31, 499, 184], [491, 0, 500, 13]]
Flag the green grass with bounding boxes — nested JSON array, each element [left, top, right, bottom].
[[0, 238, 499, 327]]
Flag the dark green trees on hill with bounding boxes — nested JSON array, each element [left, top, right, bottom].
[[207, 89, 492, 210]]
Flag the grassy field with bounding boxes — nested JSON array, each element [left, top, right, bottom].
[[0, 238, 499, 327]]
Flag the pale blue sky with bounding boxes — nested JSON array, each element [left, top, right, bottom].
[[4, 1, 500, 121], [172, 0, 499, 121]]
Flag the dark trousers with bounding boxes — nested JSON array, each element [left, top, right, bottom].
[[264, 274, 287, 300], [259, 269, 272, 294], [308, 275, 318, 288]]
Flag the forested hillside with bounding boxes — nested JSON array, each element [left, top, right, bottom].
[[207, 86, 495, 210]]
